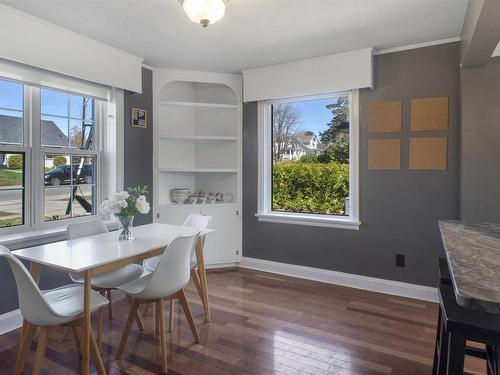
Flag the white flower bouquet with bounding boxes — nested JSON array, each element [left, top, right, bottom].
[[101, 185, 150, 240]]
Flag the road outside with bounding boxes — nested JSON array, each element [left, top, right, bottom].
[[0, 185, 93, 227]]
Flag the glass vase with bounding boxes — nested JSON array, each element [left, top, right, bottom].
[[116, 213, 135, 240]]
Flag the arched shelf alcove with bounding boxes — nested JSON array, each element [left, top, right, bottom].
[[158, 80, 237, 106], [153, 71, 242, 266]]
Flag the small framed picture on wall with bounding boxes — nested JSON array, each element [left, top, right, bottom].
[[131, 107, 147, 128]]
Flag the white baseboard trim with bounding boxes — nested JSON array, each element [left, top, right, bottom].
[[205, 261, 239, 270], [0, 309, 22, 335], [239, 257, 438, 303]]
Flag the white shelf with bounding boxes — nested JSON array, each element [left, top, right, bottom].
[[159, 135, 238, 141], [158, 100, 238, 109], [158, 168, 238, 173], [159, 203, 237, 208]]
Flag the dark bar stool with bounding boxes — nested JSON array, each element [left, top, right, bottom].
[[432, 258, 500, 375], [438, 257, 452, 286], [433, 283, 500, 374], [436, 257, 490, 357], [436, 283, 500, 374]]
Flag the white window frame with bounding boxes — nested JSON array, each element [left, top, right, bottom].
[[36, 87, 103, 229], [0, 79, 105, 235], [0, 80, 32, 235], [256, 90, 360, 230]]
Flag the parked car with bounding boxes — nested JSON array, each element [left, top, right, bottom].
[[44, 164, 94, 186]]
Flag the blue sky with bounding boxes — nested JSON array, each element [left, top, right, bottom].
[[0, 80, 93, 140], [0, 80, 23, 111], [292, 96, 340, 136]]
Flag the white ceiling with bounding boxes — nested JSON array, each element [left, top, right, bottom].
[[0, 0, 469, 73]]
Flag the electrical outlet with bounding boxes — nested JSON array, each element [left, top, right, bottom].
[[396, 254, 405, 268]]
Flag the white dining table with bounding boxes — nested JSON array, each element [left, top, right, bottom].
[[12, 223, 215, 375]]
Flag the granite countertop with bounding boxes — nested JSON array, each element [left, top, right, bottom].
[[439, 220, 500, 312]]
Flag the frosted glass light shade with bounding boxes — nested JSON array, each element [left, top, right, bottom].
[[180, 0, 228, 27]]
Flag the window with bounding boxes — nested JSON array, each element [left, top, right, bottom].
[[0, 80, 26, 229], [257, 91, 360, 229], [0, 78, 103, 233], [41, 88, 97, 222]]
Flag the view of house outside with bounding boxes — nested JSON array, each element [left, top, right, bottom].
[[271, 95, 350, 216], [0, 80, 96, 228]]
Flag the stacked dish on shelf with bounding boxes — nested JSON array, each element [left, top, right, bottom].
[[171, 188, 189, 204]]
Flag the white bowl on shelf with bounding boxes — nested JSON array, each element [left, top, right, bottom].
[[171, 188, 189, 204], [172, 195, 188, 204]]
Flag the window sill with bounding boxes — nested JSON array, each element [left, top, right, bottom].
[[255, 212, 361, 230], [0, 221, 118, 250]]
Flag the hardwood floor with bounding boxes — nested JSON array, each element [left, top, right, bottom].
[[0, 268, 486, 374]]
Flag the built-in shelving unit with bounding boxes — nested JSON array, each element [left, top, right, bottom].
[[158, 168, 238, 173], [159, 135, 238, 141], [158, 203, 238, 208], [158, 100, 238, 109], [153, 71, 242, 266]]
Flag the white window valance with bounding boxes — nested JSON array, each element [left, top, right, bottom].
[[242, 48, 373, 102], [0, 4, 143, 94], [0, 58, 110, 101]]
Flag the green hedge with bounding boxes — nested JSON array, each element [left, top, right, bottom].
[[272, 162, 349, 215], [53, 155, 67, 167], [7, 154, 23, 169]]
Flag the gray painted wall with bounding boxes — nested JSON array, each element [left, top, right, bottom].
[[243, 43, 460, 287], [461, 62, 500, 222], [460, 0, 500, 67], [123, 67, 154, 226], [0, 68, 154, 314]]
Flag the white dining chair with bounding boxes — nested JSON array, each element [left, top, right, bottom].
[[143, 213, 211, 331], [66, 220, 145, 345], [0, 245, 109, 375], [116, 232, 201, 373]]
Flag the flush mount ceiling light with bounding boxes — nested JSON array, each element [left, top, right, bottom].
[[179, 0, 229, 28]]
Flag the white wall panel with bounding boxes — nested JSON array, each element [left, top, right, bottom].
[[0, 4, 143, 93], [242, 48, 373, 102]]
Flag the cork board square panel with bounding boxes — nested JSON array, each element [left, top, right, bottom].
[[409, 137, 447, 170], [411, 97, 449, 131], [368, 101, 402, 133], [368, 139, 401, 170]]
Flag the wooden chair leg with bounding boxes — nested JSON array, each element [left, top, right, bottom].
[[169, 300, 174, 332], [32, 327, 50, 375], [143, 302, 151, 317], [90, 327, 106, 375], [63, 327, 71, 341], [116, 299, 139, 359], [72, 326, 82, 357], [155, 305, 159, 336], [191, 268, 203, 301], [157, 299, 168, 374], [178, 289, 200, 343], [127, 296, 145, 331], [13, 323, 36, 375], [97, 306, 104, 350], [106, 289, 113, 320]]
